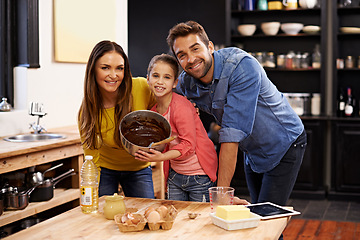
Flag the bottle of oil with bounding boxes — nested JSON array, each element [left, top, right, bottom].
[[80, 155, 99, 213]]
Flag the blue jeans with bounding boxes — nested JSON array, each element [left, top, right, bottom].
[[99, 166, 155, 198], [245, 130, 306, 240], [167, 168, 215, 202], [244, 130, 307, 206]]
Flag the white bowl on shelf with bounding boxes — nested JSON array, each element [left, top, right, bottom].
[[237, 24, 256, 36], [261, 22, 281, 36], [302, 25, 321, 34], [281, 23, 304, 35]]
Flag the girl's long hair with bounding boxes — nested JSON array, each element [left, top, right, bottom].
[[78, 40, 132, 149]]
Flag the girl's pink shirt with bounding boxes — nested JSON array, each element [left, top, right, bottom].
[[151, 93, 218, 183]]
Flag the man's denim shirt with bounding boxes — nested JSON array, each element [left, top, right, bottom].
[[176, 47, 304, 173]]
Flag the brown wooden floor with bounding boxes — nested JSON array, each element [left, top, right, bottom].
[[283, 219, 360, 240]]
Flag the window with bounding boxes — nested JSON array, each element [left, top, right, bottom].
[[0, 0, 39, 107]]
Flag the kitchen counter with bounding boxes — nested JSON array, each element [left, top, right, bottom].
[[4, 197, 291, 240], [0, 126, 82, 172], [0, 126, 83, 227]]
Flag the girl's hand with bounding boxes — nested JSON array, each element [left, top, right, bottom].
[[134, 148, 165, 162]]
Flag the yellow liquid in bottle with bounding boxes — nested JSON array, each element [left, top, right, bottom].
[[80, 186, 99, 214]]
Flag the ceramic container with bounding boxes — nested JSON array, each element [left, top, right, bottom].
[[103, 193, 126, 220]]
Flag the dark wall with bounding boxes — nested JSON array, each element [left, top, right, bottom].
[[128, 0, 226, 77]]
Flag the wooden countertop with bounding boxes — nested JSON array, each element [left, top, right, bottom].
[[0, 125, 81, 159], [5, 197, 290, 240]]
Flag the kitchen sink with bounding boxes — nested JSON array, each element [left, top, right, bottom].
[[3, 133, 66, 142]]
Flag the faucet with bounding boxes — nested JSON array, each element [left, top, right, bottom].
[[29, 102, 47, 134]]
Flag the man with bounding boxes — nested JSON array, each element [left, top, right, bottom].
[[167, 21, 307, 208]]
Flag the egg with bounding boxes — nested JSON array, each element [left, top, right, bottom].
[[157, 205, 169, 220], [146, 210, 161, 223], [145, 207, 155, 218]]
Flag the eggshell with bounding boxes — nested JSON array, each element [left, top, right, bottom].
[[157, 205, 169, 220], [147, 210, 161, 223], [131, 218, 141, 225]]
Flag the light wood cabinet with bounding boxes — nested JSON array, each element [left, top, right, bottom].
[[0, 126, 83, 227]]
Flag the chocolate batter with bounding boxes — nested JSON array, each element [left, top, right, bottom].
[[121, 119, 168, 147]]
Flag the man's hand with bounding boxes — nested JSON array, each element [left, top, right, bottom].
[[234, 196, 250, 205]]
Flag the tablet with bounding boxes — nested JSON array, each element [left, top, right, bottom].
[[245, 202, 300, 220]]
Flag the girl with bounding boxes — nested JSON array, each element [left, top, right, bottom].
[[78, 40, 156, 198], [134, 53, 218, 202]]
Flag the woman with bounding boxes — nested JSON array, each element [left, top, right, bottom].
[[78, 40, 156, 198]]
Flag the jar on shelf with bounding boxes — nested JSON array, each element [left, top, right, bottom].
[[312, 44, 321, 69], [337, 58, 344, 69], [301, 53, 310, 69], [277, 54, 286, 69], [293, 52, 302, 69], [345, 56, 354, 69], [286, 51, 295, 69], [311, 93, 321, 116], [255, 52, 264, 66], [265, 52, 276, 68]]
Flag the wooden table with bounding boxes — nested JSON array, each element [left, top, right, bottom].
[[5, 197, 291, 240]]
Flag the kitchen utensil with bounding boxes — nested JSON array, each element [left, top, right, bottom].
[[30, 169, 76, 202], [283, 93, 311, 116], [188, 212, 201, 219], [119, 110, 172, 156], [4, 184, 39, 210], [237, 24, 256, 36], [208, 187, 234, 213], [27, 163, 64, 186], [148, 136, 176, 148], [0, 195, 4, 216]]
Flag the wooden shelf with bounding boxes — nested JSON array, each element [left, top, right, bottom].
[[0, 188, 79, 227]]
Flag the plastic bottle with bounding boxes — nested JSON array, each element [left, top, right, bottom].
[[80, 155, 99, 213], [312, 44, 321, 69]]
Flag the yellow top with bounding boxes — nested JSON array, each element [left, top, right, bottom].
[[80, 77, 156, 171]]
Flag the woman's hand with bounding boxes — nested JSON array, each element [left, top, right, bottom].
[[233, 196, 250, 205], [134, 149, 165, 162]]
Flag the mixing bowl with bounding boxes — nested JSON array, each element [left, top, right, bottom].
[[237, 24, 256, 36], [119, 110, 172, 156], [281, 23, 304, 35], [261, 22, 281, 36]]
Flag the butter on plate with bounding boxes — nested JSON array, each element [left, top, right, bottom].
[[216, 205, 251, 221]]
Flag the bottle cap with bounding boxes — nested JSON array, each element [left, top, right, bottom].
[[85, 155, 93, 160]]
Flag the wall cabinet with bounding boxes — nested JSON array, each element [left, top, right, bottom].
[[329, 120, 360, 200], [292, 119, 325, 198]]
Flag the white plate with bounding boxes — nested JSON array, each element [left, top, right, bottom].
[[210, 212, 261, 231], [303, 25, 321, 34], [340, 27, 360, 34]]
